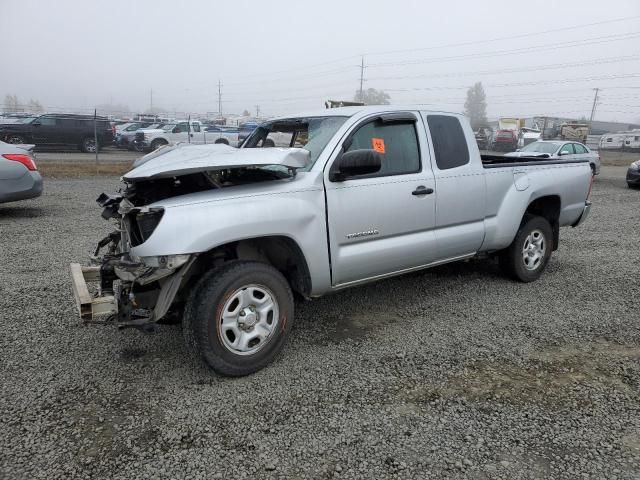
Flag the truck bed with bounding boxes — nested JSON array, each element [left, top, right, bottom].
[[481, 154, 590, 169]]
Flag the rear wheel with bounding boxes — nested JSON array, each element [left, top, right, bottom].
[[183, 261, 294, 376], [500, 215, 553, 282], [80, 137, 97, 153], [7, 135, 25, 144]]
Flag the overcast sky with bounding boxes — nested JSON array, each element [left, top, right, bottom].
[[1, 0, 639, 122]]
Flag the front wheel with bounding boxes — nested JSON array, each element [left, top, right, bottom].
[[183, 261, 294, 376], [499, 215, 553, 282]]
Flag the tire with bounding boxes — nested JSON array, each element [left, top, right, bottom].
[[499, 215, 553, 283], [133, 142, 145, 153], [150, 139, 167, 151], [6, 135, 25, 144], [183, 261, 294, 376], [214, 138, 229, 145], [81, 137, 97, 153]]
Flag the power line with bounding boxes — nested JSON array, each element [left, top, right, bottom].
[[367, 55, 640, 82], [215, 14, 640, 83], [368, 32, 640, 68], [363, 14, 640, 58]]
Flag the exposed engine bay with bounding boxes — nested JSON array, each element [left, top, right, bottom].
[[91, 165, 294, 329]]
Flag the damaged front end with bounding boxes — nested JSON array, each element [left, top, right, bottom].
[[70, 190, 194, 330]]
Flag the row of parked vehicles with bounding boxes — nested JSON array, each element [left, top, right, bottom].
[[0, 113, 261, 153]]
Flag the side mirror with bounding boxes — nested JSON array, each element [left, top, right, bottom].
[[172, 127, 180, 133], [330, 149, 382, 182]]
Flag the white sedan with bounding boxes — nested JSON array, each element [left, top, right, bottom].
[[505, 140, 600, 175]]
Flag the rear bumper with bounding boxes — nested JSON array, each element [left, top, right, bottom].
[[571, 201, 592, 228], [0, 171, 43, 203]]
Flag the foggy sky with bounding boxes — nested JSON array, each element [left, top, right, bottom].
[[1, 0, 639, 122]]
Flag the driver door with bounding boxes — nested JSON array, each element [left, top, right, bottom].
[[324, 113, 437, 286]]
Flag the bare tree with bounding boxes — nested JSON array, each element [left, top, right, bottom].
[[3, 94, 21, 113], [464, 82, 488, 130], [354, 88, 391, 105], [28, 99, 44, 113], [242, 109, 251, 117]]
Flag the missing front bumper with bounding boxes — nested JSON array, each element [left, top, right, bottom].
[[70, 263, 117, 322]]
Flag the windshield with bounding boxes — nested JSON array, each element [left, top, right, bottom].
[[162, 124, 176, 131], [20, 117, 37, 124], [520, 141, 560, 154], [243, 116, 347, 169]]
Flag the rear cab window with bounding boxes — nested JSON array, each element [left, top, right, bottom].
[[425, 115, 469, 170]]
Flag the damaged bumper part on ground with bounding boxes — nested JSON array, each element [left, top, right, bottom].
[[70, 190, 194, 329]]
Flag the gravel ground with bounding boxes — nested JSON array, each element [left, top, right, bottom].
[[1, 166, 639, 479]]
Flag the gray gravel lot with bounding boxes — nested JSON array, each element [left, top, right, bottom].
[[1, 166, 639, 479]]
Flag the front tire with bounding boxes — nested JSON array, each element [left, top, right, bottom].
[[183, 261, 294, 376], [499, 215, 553, 282]]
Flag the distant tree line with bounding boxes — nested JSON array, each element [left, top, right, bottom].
[[3, 94, 44, 114]]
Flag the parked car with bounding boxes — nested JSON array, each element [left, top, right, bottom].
[[492, 129, 518, 152], [114, 122, 154, 148], [0, 114, 114, 152], [71, 106, 593, 376], [504, 140, 600, 175], [627, 160, 640, 188], [134, 120, 235, 152], [120, 123, 164, 150], [0, 141, 42, 203]]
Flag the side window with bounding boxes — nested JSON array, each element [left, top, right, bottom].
[[574, 144, 587, 154], [346, 121, 420, 176], [559, 144, 574, 155], [606, 137, 612, 142], [39, 117, 57, 126], [174, 123, 189, 133], [426, 115, 470, 170], [191, 123, 201, 133]]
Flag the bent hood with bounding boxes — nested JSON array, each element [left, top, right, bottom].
[[124, 143, 311, 181]]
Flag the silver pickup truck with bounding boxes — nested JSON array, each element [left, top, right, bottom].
[[70, 106, 593, 376]]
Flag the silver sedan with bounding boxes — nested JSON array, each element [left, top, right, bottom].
[[505, 140, 600, 175], [0, 140, 43, 203]]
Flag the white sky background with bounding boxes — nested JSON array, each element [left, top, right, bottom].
[[1, 0, 639, 122]]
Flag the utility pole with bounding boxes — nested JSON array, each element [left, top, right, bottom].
[[359, 56, 365, 103], [149, 88, 153, 112], [588, 88, 599, 133], [217, 79, 222, 118], [255, 105, 260, 117]]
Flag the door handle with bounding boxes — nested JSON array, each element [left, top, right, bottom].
[[412, 186, 434, 196]]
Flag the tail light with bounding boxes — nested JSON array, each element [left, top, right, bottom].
[[2, 153, 37, 171]]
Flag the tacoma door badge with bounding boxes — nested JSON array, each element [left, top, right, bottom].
[[346, 229, 379, 239]]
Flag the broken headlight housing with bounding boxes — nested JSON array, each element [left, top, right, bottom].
[[128, 208, 164, 247]]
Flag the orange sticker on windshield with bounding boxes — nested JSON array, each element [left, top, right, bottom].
[[372, 138, 385, 154]]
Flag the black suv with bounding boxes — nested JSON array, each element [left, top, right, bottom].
[[0, 114, 114, 152]]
